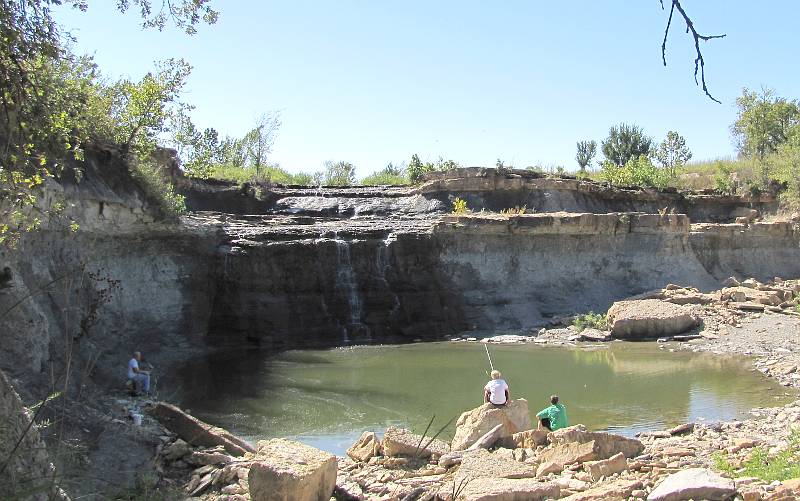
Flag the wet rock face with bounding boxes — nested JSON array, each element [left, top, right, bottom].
[[207, 224, 468, 347]]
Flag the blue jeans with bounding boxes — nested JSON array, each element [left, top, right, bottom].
[[130, 373, 150, 393]]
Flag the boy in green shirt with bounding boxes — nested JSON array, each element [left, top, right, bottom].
[[536, 395, 568, 431]]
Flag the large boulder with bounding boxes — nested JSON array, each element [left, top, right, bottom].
[[451, 399, 531, 451], [583, 452, 627, 481], [382, 426, 449, 458], [647, 468, 735, 501], [460, 478, 560, 501], [538, 441, 598, 466], [147, 402, 255, 456], [346, 431, 380, 462], [547, 425, 644, 459], [513, 428, 548, 448], [607, 299, 700, 339], [248, 438, 337, 501]]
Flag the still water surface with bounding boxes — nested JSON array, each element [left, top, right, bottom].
[[177, 342, 795, 455]]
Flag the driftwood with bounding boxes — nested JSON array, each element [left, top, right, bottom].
[[147, 402, 255, 456]]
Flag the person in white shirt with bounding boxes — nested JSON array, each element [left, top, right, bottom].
[[127, 351, 151, 394], [483, 370, 509, 406]]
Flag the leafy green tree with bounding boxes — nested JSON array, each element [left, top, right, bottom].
[[324, 160, 356, 186], [106, 58, 192, 158], [243, 112, 281, 177], [407, 154, 431, 182], [575, 140, 597, 172], [655, 131, 692, 176], [601, 124, 653, 167], [732, 87, 800, 160]]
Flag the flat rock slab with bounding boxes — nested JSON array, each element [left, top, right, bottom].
[[451, 399, 531, 451], [607, 299, 700, 339], [460, 478, 560, 501], [382, 426, 449, 458], [538, 440, 598, 466], [147, 402, 254, 456], [548, 425, 644, 459], [248, 438, 337, 501], [563, 478, 643, 501], [456, 449, 535, 483], [647, 468, 735, 501]]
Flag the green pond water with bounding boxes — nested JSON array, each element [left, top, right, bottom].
[[176, 342, 795, 455]]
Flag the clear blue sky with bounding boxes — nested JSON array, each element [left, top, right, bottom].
[[54, 1, 799, 178]]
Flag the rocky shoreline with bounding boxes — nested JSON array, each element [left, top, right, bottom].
[[118, 277, 799, 501]]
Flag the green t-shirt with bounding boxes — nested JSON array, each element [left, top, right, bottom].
[[536, 403, 568, 431]]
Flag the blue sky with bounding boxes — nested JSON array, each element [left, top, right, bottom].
[[54, 1, 799, 178]]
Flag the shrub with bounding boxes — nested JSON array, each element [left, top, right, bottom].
[[207, 163, 313, 185], [713, 428, 800, 482], [451, 197, 469, 214], [573, 312, 608, 332], [600, 156, 672, 188]]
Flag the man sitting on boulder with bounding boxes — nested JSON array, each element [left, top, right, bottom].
[[127, 351, 151, 395], [483, 370, 509, 406], [536, 395, 568, 431]]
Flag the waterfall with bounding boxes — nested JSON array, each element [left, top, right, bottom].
[[376, 233, 401, 317], [332, 234, 368, 342]]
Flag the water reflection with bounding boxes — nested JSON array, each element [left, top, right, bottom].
[[174, 342, 794, 454]]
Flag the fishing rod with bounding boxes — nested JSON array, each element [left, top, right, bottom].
[[484, 343, 494, 376]]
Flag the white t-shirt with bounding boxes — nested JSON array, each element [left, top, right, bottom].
[[128, 358, 139, 379], [484, 378, 509, 405]]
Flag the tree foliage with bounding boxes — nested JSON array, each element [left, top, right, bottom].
[[324, 160, 356, 186], [406, 154, 460, 183], [601, 124, 653, 167], [575, 140, 597, 171], [655, 130, 692, 176], [732, 87, 800, 160], [0, 0, 217, 245], [600, 155, 671, 188]]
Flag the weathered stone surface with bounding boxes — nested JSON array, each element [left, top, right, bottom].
[[765, 478, 800, 500], [456, 448, 535, 481], [538, 440, 598, 466], [647, 468, 735, 501], [513, 428, 548, 448], [187, 451, 233, 466], [0, 369, 69, 501], [147, 402, 255, 456], [451, 399, 531, 450], [248, 438, 337, 501], [607, 299, 700, 339], [382, 426, 449, 458], [562, 478, 643, 501], [547, 425, 644, 459], [346, 431, 380, 462], [162, 439, 192, 461], [536, 461, 564, 477], [583, 452, 627, 481], [459, 477, 560, 501]]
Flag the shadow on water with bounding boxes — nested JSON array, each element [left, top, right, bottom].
[[173, 342, 797, 455]]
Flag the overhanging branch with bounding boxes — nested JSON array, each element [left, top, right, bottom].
[[660, 0, 726, 103]]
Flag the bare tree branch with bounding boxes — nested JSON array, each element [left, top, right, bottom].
[[660, 0, 726, 103]]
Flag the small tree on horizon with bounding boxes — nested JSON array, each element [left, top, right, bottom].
[[576, 140, 597, 172], [324, 160, 356, 186], [655, 130, 692, 176], [601, 124, 653, 167]]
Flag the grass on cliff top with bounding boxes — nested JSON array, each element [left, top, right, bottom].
[[207, 164, 314, 185], [713, 428, 800, 482]]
